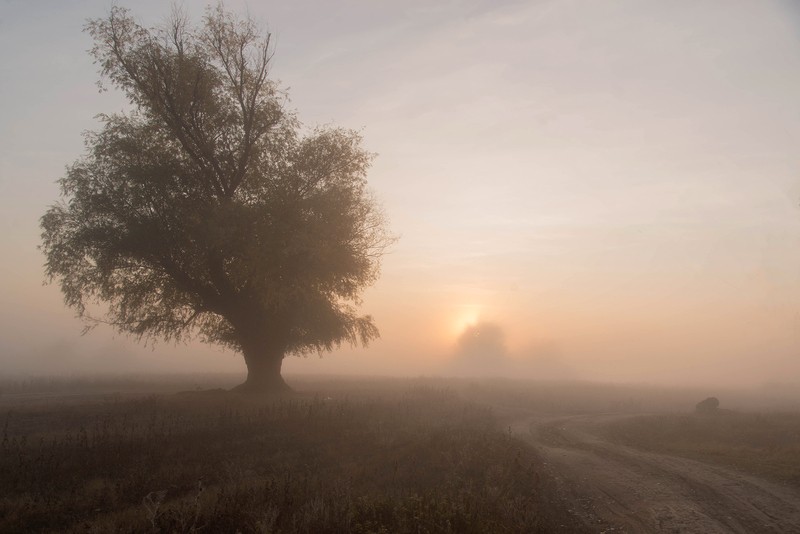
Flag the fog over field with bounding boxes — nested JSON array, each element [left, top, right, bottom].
[[3, 0, 800, 387]]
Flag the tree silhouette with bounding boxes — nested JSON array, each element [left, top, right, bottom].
[[40, 5, 392, 393], [452, 322, 509, 375]]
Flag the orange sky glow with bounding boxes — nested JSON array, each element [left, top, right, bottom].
[[2, 0, 800, 387]]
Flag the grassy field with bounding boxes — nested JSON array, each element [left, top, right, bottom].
[[3, 374, 800, 532], [0, 378, 582, 533], [604, 411, 800, 488]]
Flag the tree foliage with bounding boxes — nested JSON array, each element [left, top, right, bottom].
[[41, 5, 392, 369]]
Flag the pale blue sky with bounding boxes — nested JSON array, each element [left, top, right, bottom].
[[1, 0, 800, 385]]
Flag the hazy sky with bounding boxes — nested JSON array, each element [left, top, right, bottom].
[[2, 0, 800, 385]]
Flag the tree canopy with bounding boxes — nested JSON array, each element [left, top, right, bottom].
[[40, 5, 392, 392]]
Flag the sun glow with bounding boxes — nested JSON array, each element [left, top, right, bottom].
[[449, 304, 482, 339]]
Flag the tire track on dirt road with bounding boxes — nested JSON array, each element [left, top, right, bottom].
[[509, 413, 800, 533]]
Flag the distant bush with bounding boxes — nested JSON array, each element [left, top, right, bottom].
[[695, 397, 720, 413]]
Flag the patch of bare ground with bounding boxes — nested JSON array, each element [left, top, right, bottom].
[[511, 413, 800, 533]]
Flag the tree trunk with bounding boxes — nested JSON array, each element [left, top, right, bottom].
[[232, 333, 291, 394]]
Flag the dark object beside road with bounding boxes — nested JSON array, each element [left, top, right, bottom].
[[696, 397, 720, 413]]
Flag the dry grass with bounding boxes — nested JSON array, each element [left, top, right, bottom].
[[604, 411, 800, 487], [0, 381, 581, 533]]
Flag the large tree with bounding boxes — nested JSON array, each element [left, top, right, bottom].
[[40, 5, 392, 393]]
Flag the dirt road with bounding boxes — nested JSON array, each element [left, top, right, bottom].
[[510, 413, 800, 533]]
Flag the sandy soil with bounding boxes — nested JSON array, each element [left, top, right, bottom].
[[510, 413, 800, 533]]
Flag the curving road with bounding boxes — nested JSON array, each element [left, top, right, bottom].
[[510, 413, 800, 533]]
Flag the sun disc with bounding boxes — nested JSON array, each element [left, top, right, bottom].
[[450, 304, 482, 338]]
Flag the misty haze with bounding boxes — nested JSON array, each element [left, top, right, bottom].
[[2, 0, 800, 532]]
